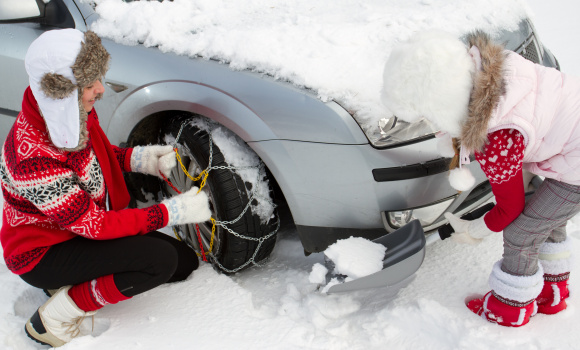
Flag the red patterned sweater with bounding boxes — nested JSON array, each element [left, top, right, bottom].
[[475, 129, 526, 232], [0, 106, 168, 275]]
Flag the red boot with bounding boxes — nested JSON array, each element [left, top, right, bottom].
[[536, 273, 570, 314], [467, 292, 537, 327], [538, 238, 572, 315], [466, 260, 543, 327]]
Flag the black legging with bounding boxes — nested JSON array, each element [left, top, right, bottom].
[[20, 231, 198, 297]]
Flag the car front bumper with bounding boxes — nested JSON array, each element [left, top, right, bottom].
[[249, 136, 492, 253]]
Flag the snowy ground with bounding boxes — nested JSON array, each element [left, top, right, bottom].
[[2, 1, 580, 349]]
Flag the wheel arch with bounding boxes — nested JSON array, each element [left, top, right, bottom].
[[105, 81, 279, 147], [110, 82, 294, 226]]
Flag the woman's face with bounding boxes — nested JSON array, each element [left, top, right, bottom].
[[81, 80, 105, 112]]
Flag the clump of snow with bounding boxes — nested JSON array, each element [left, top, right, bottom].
[[86, 0, 532, 133], [324, 237, 387, 280], [309, 263, 328, 285]]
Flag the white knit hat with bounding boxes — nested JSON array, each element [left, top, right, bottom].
[[381, 30, 474, 138], [24, 29, 110, 150]]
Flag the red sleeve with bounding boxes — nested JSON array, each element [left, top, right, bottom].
[[474, 129, 526, 232], [112, 145, 133, 172], [65, 199, 169, 240], [15, 162, 168, 240]]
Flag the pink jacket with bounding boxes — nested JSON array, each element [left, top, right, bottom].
[[461, 33, 580, 186]]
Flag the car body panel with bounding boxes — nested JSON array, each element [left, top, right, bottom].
[[99, 39, 369, 145], [0, 0, 560, 253]]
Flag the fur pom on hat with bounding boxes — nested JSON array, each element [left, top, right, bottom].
[[381, 31, 474, 138], [448, 167, 475, 192], [25, 29, 110, 150]]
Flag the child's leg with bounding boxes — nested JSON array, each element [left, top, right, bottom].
[[537, 225, 573, 314], [502, 178, 580, 277]]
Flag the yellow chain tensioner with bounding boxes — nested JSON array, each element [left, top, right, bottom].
[[174, 148, 209, 194], [166, 147, 216, 260]]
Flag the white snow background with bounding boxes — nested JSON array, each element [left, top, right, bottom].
[[2, 0, 580, 349]]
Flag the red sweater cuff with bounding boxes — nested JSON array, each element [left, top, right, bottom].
[[124, 147, 134, 172]]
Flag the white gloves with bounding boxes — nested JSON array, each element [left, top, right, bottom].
[[131, 145, 176, 178], [162, 187, 212, 226], [443, 212, 496, 245]]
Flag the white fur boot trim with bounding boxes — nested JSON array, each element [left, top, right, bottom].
[[488, 260, 544, 303], [539, 238, 573, 275]]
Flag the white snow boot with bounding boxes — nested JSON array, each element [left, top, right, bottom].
[[25, 286, 96, 347]]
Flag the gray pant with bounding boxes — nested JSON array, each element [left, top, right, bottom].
[[502, 178, 580, 276]]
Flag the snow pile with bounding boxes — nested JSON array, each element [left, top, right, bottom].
[[2, 196, 580, 349], [323, 237, 387, 280], [86, 0, 532, 132]]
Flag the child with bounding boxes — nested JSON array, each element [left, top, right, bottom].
[[381, 30, 578, 327]]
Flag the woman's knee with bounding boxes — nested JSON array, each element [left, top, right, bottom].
[[144, 239, 180, 281]]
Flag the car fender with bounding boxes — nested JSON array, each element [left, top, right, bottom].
[[105, 80, 278, 146]]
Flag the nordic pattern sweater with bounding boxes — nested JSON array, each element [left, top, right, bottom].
[[0, 106, 168, 275]]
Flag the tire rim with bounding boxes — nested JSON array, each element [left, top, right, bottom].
[[165, 144, 218, 256]]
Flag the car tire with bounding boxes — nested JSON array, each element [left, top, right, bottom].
[[159, 115, 278, 273]]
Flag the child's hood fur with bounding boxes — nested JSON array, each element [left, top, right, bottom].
[[461, 32, 507, 152]]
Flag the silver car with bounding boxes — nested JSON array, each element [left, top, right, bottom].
[[0, 0, 560, 275]]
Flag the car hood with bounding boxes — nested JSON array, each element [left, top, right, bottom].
[[87, 0, 532, 132]]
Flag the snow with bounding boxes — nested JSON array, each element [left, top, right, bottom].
[[323, 237, 387, 280], [86, 0, 531, 133], [3, 1, 580, 349], [308, 263, 328, 285]]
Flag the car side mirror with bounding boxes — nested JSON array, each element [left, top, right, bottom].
[[0, 0, 45, 22]]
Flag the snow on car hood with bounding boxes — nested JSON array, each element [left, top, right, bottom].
[[87, 0, 531, 131]]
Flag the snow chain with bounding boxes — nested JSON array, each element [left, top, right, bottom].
[[164, 121, 279, 274]]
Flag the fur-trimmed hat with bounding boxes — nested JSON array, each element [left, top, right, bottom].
[[25, 29, 110, 150], [381, 30, 474, 138]]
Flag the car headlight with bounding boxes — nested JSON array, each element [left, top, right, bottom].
[[367, 116, 438, 149], [384, 196, 456, 230]]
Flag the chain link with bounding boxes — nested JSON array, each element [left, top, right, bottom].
[[171, 120, 279, 273]]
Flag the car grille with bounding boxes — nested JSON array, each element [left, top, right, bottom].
[[516, 34, 542, 64]]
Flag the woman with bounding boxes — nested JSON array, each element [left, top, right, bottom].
[[0, 29, 211, 347], [381, 30, 577, 327]]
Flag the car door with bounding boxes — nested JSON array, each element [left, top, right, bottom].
[[0, 0, 82, 144]]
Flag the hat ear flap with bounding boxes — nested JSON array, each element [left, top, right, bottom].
[[40, 72, 76, 100]]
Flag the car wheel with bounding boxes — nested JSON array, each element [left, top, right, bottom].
[[159, 114, 279, 273]]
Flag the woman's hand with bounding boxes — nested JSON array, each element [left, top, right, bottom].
[[131, 145, 176, 178]]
